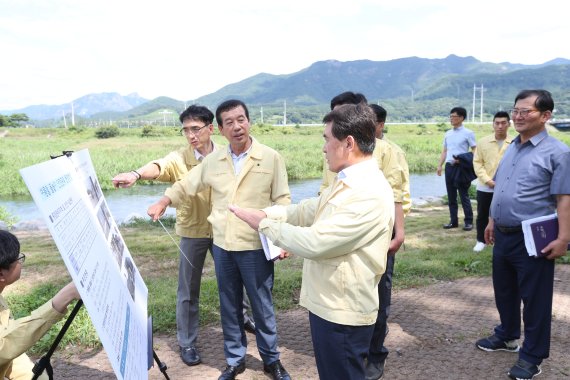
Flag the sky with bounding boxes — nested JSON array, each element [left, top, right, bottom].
[[1, 0, 568, 110]]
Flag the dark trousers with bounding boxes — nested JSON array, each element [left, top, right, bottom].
[[445, 163, 473, 225], [212, 245, 280, 366], [492, 228, 555, 365], [309, 312, 374, 380], [475, 191, 494, 242], [368, 254, 395, 363]]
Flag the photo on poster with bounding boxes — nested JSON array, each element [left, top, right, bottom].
[[97, 201, 112, 238], [110, 226, 125, 267], [123, 256, 136, 302], [86, 175, 103, 208]]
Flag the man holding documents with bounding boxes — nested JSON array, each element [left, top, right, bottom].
[[230, 104, 394, 380], [475, 90, 570, 380]]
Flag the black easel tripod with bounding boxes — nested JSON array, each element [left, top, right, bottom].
[[31, 300, 170, 379]]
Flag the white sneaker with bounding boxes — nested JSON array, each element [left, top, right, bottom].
[[473, 241, 486, 252]]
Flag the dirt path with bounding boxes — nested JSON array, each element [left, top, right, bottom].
[[49, 266, 570, 379]]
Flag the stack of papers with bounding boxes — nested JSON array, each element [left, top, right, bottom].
[[522, 213, 570, 257], [259, 232, 282, 261]]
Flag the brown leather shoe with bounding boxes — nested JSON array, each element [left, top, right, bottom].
[[263, 360, 291, 380]]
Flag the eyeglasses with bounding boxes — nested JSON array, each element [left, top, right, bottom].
[[449, 115, 462, 119], [181, 125, 208, 136], [510, 108, 539, 118], [15, 253, 25, 264]]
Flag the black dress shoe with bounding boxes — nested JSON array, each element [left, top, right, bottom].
[[218, 363, 245, 380], [463, 223, 473, 231], [263, 360, 291, 380], [244, 320, 256, 334], [180, 346, 201, 366], [442, 222, 459, 229], [365, 359, 386, 380]]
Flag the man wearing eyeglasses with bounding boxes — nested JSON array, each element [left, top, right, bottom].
[[1, 230, 81, 380], [112, 105, 256, 367], [475, 90, 570, 380], [437, 107, 477, 231]]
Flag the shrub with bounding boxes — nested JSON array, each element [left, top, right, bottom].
[[0, 206, 18, 227], [67, 125, 86, 133], [437, 122, 450, 132], [416, 124, 427, 135], [141, 125, 157, 137], [95, 125, 120, 139]]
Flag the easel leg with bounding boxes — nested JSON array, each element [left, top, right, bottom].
[[153, 350, 170, 380], [32, 300, 84, 380]]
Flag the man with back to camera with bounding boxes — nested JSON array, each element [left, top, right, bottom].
[[147, 99, 292, 380], [1, 230, 81, 380], [229, 103, 394, 380], [472, 111, 511, 252], [365, 104, 411, 380], [437, 107, 477, 231], [112, 105, 256, 367], [475, 90, 570, 380], [320, 93, 409, 379]]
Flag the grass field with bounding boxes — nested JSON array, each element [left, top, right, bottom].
[[4, 122, 569, 197]]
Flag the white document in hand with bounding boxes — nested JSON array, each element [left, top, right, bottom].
[[259, 232, 282, 261]]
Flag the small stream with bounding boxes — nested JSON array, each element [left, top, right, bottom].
[[1, 174, 446, 226]]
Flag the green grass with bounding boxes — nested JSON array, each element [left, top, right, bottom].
[[396, 206, 493, 288], [5, 123, 569, 197]]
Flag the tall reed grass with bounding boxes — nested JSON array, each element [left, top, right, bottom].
[[1, 123, 569, 197]]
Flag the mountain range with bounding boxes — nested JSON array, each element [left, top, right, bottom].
[[4, 54, 570, 122]]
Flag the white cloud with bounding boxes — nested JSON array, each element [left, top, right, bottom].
[[0, 0, 568, 109]]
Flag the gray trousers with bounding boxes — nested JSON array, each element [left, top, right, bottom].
[[177, 237, 253, 348]]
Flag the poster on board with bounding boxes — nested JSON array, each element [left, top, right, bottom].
[[20, 149, 148, 380]]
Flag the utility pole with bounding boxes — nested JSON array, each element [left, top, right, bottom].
[[62, 110, 67, 128], [260, 106, 264, 124], [472, 84, 476, 123], [283, 100, 287, 125], [472, 84, 485, 123], [480, 83, 484, 123], [71, 102, 75, 126], [159, 109, 172, 127]]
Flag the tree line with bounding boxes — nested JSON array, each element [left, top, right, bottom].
[[0, 113, 29, 127]]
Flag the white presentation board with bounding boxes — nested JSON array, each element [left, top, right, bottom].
[[20, 149, 149, 380]]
